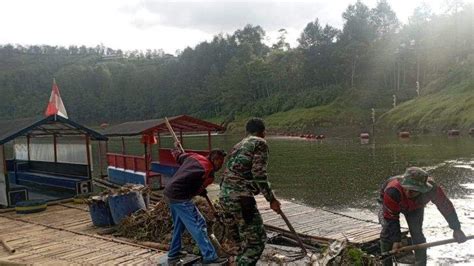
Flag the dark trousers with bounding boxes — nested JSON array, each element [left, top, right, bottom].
[[380, 208, 427, 266]]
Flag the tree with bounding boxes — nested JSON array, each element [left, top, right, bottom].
[[371, 0, 400, 40], [272, 29, 290, 51], [233, 24, 269, 58], [298, 19, 323, 49], [340, 1, 376, 87]]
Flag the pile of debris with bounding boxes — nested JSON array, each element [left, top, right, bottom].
[[115, 197, 239, 255], [85, 184, 150, 203]]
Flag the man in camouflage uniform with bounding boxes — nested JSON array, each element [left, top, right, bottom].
[[219, 118, 281, 265]]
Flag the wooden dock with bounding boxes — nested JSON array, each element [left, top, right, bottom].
[[208, 184, 398, 245], [255, 195, 389, 245], [0, 193, 402, 264], [0, 203, 165, 265]]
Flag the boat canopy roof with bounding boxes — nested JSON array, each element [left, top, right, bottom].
[[0, 115, 108, 145], [103, 115, 225, 137]]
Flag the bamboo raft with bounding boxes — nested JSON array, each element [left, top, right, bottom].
[[255, 195, 391, 245], [0, 190, 403, 264], [208, 183, 404, 245], [0, 204, 165, 265]]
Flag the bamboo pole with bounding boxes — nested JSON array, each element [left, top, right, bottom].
[[0, 258, 25, 265], [164, 117, 184, 153], [381, 235, 474, 257], [278, 209, 308, 255], [0, 238, 15, 253], [135, 241, 169, 251]]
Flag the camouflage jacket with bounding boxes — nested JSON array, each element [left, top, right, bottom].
[[220, 135, 275, 202]]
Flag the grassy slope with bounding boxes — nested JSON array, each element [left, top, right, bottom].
[[225, 101, 369, 135], [378, 79, 474, 131], [223, 61, 474, 134]]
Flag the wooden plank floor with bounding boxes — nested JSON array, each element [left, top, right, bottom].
[[254, 195, 389, 244], [207, 184, 393, 245], [0, 204, 165, 265], [0, 190, 400, 264]]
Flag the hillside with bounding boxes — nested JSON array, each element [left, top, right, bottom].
[[224, 58, 474, 135], [378, 59, 474, 131]]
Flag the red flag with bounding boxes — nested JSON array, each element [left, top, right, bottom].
[[45, 79, 68, 118]]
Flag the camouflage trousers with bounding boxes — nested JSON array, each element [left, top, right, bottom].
[[219, 195, 266, 266]]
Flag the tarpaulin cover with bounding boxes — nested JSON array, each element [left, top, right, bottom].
[[14, 136, 92, 165]]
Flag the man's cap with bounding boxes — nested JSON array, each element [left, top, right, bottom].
[[400, 167, 433, 193]]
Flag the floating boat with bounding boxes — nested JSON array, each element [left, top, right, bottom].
[[448, 129, 460, 136], [101, 115, 224, 188], [398, 131, 410, 138]]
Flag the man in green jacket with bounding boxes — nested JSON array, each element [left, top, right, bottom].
[[219, 118, 281, 265]]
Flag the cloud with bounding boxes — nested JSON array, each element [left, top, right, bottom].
[[123, 0, 344, 34], [0, 0, 449, 54]]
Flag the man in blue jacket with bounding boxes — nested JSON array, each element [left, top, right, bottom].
[[164, 144, 227, 265]]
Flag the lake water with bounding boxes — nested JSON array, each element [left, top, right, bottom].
[[106, 133, 474, 264]]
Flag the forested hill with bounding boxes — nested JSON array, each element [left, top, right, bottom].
[[0, 1, 472, 132]]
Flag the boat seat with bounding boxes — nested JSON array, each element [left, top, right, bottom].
[[16, 171, 88, 191]]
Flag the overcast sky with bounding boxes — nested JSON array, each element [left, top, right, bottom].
[[0, 0, 455, 54]]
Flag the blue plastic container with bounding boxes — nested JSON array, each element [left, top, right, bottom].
[[88, 200, 114, 227], [108, 191, 146, 224]]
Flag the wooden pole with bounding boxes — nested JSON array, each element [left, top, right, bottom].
[[135, 241, 169, 251], [27, 135, 31, 161], [1, 145, 10, 206], [1, 145, 7, 177], [0, 238, 15, 254], [156, 132, 163, 189], [208, 131, 212, 151], [278, 209, 308, 255], [157, 132, 161, 163], [164, 118, 184, 153], [85, 136, 92, 178], [157, 132, 161, 150], [144, 142, 148, 184], [121, 137, 126, 154], [201, 195, 230, 254], [98, 141, 103, 178], [382, 235, 474, 257], [204, 194, 218, 215], [53, 134, 58, 163]]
